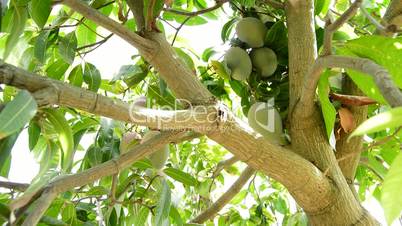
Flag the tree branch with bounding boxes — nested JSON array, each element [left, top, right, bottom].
[[61, 0, 214, 104], [163, 0, 228, 17], [212, 156, 239, 178], [190, 166, 255, 223], [300, 55, 402, 118], [126, 0, 145, 31], [0, 181, 29, 192], [378, 0, 402, 36], [322, 0, 362, 56], [61, 0, 155, 58], [12, 131, 182, 226], [0, 61, 218, 133]]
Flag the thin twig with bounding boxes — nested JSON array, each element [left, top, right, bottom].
[[190, 166, 255, 223], [322, 0, 363, 55], [164, 0, 228, 17]]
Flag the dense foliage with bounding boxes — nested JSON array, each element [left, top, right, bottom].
[[0, 0, 401, 225]]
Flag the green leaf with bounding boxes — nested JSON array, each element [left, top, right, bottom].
[[317, 70, 336, 139], [221, 18, 237, 42], [169, 205, 184, 226], [34, 30, 50, 63], [163, 167, 198, 186], [350, 107, 402, 137], [133, 207, 150, 226], [28, 121, 41, 150], [62, 202, 76, 222], [0, 132, 19, 176], [46, 59, 70, 80], [202, 47, 217, 62], [29, 0, 52, 28], [58, 32, 77, 64], [154, 179, 171, 226], [76, 20, 97, 47], [44, 109, 74, 171], [382, 153, 402, 225], [83, 63, 101, 92], [210, 60, 230, 80], [68, 65, 84, 87], [87, 186, 109, 196], [338, 36, 402, 103], [3, 6, 28, 59], [0, 90, 37, 139]]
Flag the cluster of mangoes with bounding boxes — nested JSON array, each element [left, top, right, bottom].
[[222, 17, 284, 144], [224, 17, 278, 81]]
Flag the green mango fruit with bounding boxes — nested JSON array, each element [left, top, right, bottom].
[[224, 47, 252, 81], [141, 131, 169, 170], [236, 17, 267, 48], [250, 48, 278, 77]]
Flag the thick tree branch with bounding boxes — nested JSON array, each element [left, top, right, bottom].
[[0, 61, 217, 133], [190, 166, 255, 223], [126, 0, 145, 31], [378, 0, 402, 36], [300, 55, 402, 118], [322, 0, 362, 56], [11, 131, 182, 226], [164, 0, 228, 17]]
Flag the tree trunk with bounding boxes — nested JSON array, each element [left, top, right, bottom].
[[286, 0, 379, 224]]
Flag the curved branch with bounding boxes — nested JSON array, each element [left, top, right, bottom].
[[300, 55, 402, 117], [190, 166, 255, 223], [212, 156, 239, 178], [0, 61, 217, 133], [13, 131, 182, 226], [322, 0, 362, 55]]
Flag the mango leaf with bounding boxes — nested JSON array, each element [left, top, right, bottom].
[[221, 18, 236, 42], [76, 20, 97, 47], [317, 70, 336, 139], [28, 121, 41, 150], [3, 6, 28, 59], [44, 109, 74, 171], [169, 205, 184, 226], [133, 207, 150, 226], [29, 0, 52, 28], [350, 107, 402, 137], [0, 90, 37, 139], [68, 65, 84, 87], [34, 30, 50, 63], [154, 179, 171, 226], [164, 167, 198, 186], [83, 63, 101, 92], [58, 32, 77, 64], [46, 59, 70, 80], [381, 153, 402, 225], [338, 36, 402, 104], [0, 132, 19, 177]]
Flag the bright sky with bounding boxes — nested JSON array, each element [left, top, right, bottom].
[[2, 4, 400, 226]]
